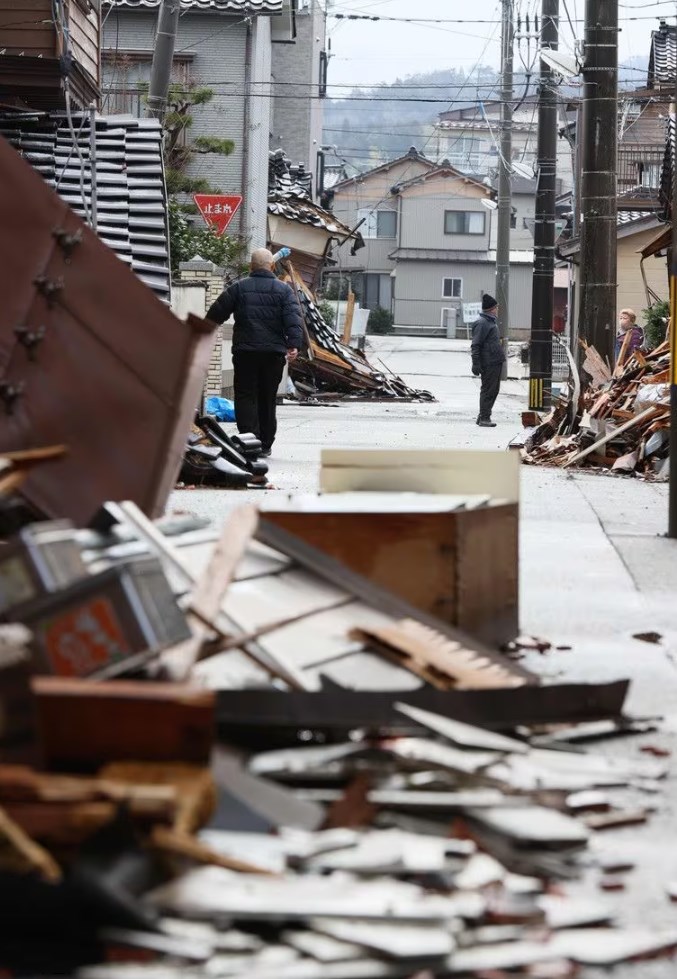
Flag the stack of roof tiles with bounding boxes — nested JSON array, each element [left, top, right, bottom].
[[0, 111, 170, 302], [648, 20, 677, 89], [268, 149, 356, 238]]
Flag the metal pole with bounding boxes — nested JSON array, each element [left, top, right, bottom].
[[578, 0, 618, 365], [89, 103, 98, 231], [147, 0, 181, 120], [528, 0, 558, 411], [496, 0, 514, 380], [669, 76, 677, 536]]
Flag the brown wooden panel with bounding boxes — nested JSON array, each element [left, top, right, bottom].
[[455, 506, 519, 645], [33, 677, 215, 771], [0, 135, 215, 523], [263, 504, 519, 645], [68, 2, 99, 85]]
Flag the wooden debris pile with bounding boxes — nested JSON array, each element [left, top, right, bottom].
[[522, 339, 671, 477], [0, 484, 674, 976], [286, 267, 434, 402]]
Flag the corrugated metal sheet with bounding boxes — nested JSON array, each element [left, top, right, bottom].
[[105, 0, 282, 9], [0, 111, 171, 302]]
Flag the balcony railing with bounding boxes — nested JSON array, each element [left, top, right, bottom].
[[618, 143, 665, 194]]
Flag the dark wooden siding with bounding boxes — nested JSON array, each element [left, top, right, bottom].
[[0, 0, 55, 57], [70, 0, 100, 88], [0, 0, 100, 78]]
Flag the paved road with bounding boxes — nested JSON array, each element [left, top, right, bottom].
[[171, 337, 677, 976]]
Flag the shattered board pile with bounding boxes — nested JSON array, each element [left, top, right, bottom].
[[291, 289, 434, 402], [522, 340, 671, 476], [0, 497, 676, 976]]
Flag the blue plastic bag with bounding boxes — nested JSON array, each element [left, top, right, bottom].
[[205, 395, 236, 422]]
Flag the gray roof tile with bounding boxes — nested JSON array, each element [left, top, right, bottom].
[[0, 111, 171, 303], [649, 22, 676, 88]]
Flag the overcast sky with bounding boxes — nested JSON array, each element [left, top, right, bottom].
[[326, 0, 672, 90]]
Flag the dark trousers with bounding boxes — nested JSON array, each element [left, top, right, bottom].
[[233, 350, 286, 450], [479, 362, 502, 421]]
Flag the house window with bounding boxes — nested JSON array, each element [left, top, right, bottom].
[[444, 210, 485, 235], [361, 273, 392, 311], [357, 208, 398, 239], [510, 208, 517, 229], [442, 277, 463, 299]]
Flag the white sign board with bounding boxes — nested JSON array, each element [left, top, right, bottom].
[[463, 302, 482, 324]]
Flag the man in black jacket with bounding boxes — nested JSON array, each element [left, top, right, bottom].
[[207, 248, 304, 456], [470, 294, 506, 428]]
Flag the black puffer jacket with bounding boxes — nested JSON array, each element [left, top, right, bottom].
[[471, 312, 506, 371], [206, 270, 304, 354]]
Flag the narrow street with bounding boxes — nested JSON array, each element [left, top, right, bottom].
[[174, 336, 677, 977]]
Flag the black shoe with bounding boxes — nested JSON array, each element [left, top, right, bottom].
[[260, 448, 272, 458], [477, 418, 497, 428]]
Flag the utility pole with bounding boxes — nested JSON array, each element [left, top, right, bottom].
[[147, 0, 181, 120], [528, 0, 559, 411], [669, 74, 677, 538], [577, 0, 618, 365], [496, 0, 514, 380]]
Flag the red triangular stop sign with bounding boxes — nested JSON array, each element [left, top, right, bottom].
[[194, 194, 243, 236]]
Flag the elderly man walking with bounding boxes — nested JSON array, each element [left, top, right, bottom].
[[207, 248, 303, 457], [471, 294, 506, 428]]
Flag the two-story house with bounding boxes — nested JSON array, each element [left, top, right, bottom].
[[102, 0, 297, 247], [327, 148, 437, 312], [328, 150, 535, 335]]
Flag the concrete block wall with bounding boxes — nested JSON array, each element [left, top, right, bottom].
[[179, 259, 227, 398]]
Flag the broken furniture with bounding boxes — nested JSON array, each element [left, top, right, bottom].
[[261, 492, 518, 647]]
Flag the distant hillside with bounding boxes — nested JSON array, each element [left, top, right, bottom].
[[323, 66, 502, 172], [323, 56, 651, 175]]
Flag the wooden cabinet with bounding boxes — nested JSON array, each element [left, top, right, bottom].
[[262, 494, 519, 647]]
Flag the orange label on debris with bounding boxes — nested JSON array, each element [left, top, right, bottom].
[[42, 598, 132, 676]]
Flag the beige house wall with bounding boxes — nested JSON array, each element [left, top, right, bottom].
[[617, 229, 668, 322]]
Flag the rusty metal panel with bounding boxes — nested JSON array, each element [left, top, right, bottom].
[[0, 135, 216, 523]]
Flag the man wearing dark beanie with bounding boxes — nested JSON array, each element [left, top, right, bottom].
[[470, 294, 506, 427]]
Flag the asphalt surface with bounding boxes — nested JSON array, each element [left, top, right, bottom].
[[170, 337, 677, 977]]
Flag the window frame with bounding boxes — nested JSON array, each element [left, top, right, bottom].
[[443, 209, 486, 236], [442, 277, 463, 299], [357, 207, 398, 240]]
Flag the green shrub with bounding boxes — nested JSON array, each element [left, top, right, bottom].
[[643, 299, 669, 350], [367, 306, 394, 335], [317, 300, 337, 329]]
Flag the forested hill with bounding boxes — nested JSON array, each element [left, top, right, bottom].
[[322, 56, 649, 175]]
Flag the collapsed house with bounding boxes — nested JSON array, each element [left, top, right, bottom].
[[268, 150, 434, 402]]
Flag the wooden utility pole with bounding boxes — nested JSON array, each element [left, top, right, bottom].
[[528, 0, 559, 411], [147, 0, 181, 120], [496, 0, 514, 380], [578, 0, 618, 364]]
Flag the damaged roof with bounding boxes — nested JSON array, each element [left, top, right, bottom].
[[268, 150, 362, 244], [0, 111, 171, 302], [648, 20, 676, 89], [104, 0, 283, 10]]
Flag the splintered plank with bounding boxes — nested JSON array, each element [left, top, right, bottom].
[[563, 407, 659, 469]]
